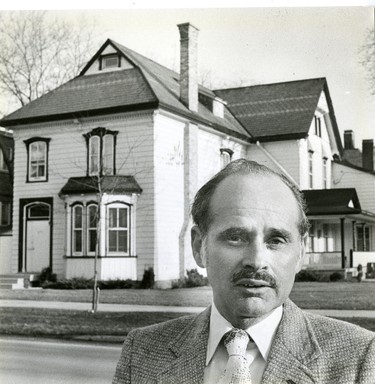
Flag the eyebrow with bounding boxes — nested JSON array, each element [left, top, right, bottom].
[[266, 228, 293, 242]]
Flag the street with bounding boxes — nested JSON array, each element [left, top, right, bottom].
[[0, 337, 122, 384]]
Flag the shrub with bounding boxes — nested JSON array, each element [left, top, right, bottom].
[[329, 272, 343, 282], [172, 269, 209, 288], [295, 270, 318, 282], [39, 266, 57, 283], [140, 268, 155, 289], [42, 277, 93, 289]]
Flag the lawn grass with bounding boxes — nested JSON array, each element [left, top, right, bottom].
[[0, 282, 374, 310], [0, 307, 374, 342], [0, 307, 187, 340]]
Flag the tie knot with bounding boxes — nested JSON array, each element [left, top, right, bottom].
[[223, 329, 250, 357]]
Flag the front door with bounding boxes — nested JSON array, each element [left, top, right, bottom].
[[23, 201, 51, 273], [26, 220, 50, 272]]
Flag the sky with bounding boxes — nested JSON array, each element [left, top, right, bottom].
[[0, 3, 374, 148]]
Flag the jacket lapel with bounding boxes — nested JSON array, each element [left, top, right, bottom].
[[262, 299, 322, 384], [156, 306, 211, 384]]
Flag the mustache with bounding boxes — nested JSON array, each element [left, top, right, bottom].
[[231, 269, 277, 288]]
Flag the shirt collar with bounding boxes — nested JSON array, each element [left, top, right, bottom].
[[206, 301, 283, 365]]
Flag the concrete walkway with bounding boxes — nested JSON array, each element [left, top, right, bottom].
[[1, 299, 375, 318]]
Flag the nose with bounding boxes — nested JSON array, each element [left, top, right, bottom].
[[241, 238, 267, 270]]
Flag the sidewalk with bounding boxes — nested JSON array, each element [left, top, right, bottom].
[[1, 299, 375, 318]]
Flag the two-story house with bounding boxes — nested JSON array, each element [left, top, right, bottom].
[[0, 22, 374, 287]]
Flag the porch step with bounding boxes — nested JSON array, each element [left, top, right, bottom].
[[0, 274, 35, 289]]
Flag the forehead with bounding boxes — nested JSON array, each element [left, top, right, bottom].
[[209, 173, 300, 228]]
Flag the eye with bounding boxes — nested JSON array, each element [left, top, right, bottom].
[[266, 236, 287, 248], [227, 234, 247, 244]]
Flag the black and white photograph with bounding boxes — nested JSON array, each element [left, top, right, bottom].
[[0, 1, 374, 383]]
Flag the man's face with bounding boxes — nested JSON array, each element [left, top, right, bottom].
[[191, 173, 305, 328]]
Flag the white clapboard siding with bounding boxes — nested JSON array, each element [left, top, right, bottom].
[[333, 162, 375, 213], [247, 140, 301, 185], [153, 113, 185, 282]]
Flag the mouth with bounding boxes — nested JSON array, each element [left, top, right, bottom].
[[235, 279, 274, 289]]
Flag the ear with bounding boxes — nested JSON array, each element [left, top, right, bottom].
[[295, 237, 306, 273], [191, 225, 207, 268]]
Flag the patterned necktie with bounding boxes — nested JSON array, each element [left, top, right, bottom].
[[218, 328, 252, 384]]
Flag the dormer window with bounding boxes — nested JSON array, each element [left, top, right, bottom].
[[100, 54, 120, 70], [84, 127, 118, 176]]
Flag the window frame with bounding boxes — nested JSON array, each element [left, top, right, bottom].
[[314, 116, 322, 137], [87, 203, 98, 256], [99, 54, 121, 70], [322, 157, 328, 189], [83, 128, 118, 177], [72, 204, 84, 256], [0, 148, 8, 172], [220, 148, 233, 169], [0, 201, 11, 227], [107, 203, 130, 256], [24, 137, 51, 183], [308, 150, 314, 189]]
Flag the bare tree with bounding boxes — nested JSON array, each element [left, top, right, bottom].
[[359, 27, 375, 96], [0, 11, 95, 110]]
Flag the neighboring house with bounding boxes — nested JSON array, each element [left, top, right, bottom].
[[0, 128, 13, 274], [0, 22, 373, 286], [216, 82, 375, 274]]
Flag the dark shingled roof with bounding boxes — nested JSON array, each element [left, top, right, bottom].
[[60, 176, 142, 195], [302, 188, 361, 215], [214, 78, 341, 147], [1, 39, 249, 141]]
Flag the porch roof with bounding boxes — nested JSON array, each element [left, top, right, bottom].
[[59, 176, 142, 195], [302, 188, 361, 215]]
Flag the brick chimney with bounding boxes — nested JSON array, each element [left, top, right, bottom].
[[362, 139, 374, 171], [344, 130, 355, 149], [178, 23, 199, 112]]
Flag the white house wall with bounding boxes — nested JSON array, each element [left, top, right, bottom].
[[247, 140, 301, 185], [197, 128, 247, 188], [153, 112, 185, 283], [11, 111, 155, 280], [333, 162, 375, 213]]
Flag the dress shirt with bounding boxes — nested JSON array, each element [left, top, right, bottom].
[[204, 302, 283, 384]]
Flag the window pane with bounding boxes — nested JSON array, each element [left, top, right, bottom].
[[119, 208, 128, 228], [29, 204, 49, 219], [30, 141, 46, 179], [89, 136, 100, 174], [74, 230, 82, 253], [109, 208, 117, 228], [103, 135, 114, 175], [118, 230, 128, 252], [88, 205, 97, 227], [1, 202, 10, 225], [74, 206, 82, 228], [88, 229, 97, 253], [108, 231, 117, 252]]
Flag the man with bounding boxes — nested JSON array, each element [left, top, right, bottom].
[[113, 159, 375, 384]]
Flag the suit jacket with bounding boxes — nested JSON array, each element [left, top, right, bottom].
[[113, 299, 375, 383]]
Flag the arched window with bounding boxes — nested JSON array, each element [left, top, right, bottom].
[[89, 136, 100, 175], [84, 128, 117, 176], [72, 205, 83, 255], [87, 204, 98, 254], [103, 134, 114, 175]]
